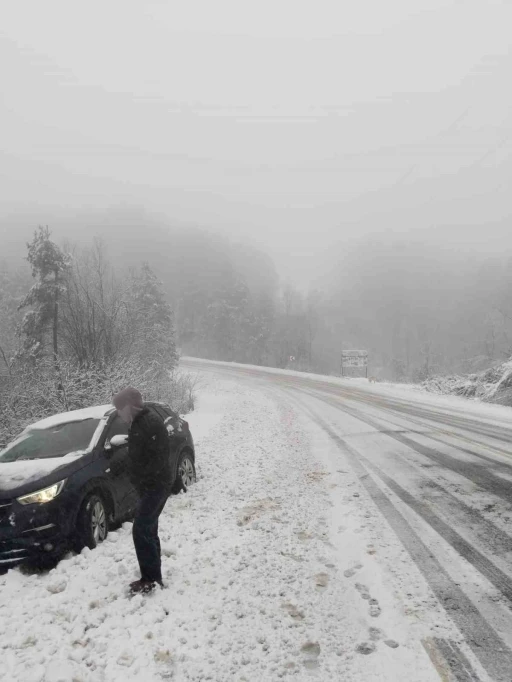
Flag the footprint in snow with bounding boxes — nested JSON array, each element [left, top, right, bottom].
[[297, 530, 314, 542], [355, 641, 376, 655], [154, 648, 173, 665], [355, 583, 371, 600], [236, 498, 280, 526], [384, 639, 400, 649], [280, 551, 304, 563], [369, 627, 384, 641], [351, 579, 381, 616], [366, 627, 398, 647], [315, 573, 329, 590], [344, 563, 362, 578], [282, 602, 305, 620], [301, 641, 321, 669], [369, 598, 382, 618]]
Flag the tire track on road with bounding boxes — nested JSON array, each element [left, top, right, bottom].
[[425, 638, 483, 682], [294, 386, 512, 585], [292, 396, 512, 682], [206, 362, 512, 443], [215, 362, 512, 454], [276, 376, 512, 454], [308, 415, 512, 559], [330, 390, 512, 467], [298, 385, 512, 507]]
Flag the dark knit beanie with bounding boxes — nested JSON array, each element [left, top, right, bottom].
[[112, 387, 144, 410]]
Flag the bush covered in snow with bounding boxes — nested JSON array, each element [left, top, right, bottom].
[[0, 361, 196, 448], [0, 229, 195, 448], [421, 359, 512, 405]]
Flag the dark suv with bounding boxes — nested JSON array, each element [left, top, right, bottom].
[[0, 402, 195, 569]]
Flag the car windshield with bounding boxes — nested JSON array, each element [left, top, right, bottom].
[[0, 419, 101, 463]]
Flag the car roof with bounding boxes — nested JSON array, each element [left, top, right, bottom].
[[145, 401, 173, 411], [29, 404, 115, 431]]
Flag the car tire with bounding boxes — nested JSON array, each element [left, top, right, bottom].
[[75, 493, 109, 552], [172, 452, 196, 494], [24, 552, 62, 572]]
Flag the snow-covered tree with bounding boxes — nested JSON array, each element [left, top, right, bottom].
[[128, 263, 179, 397], [60, 240, 126, 367], [17, 227, 70, 367], [0, 264, 31, 375], [205, 274, 252, 361]]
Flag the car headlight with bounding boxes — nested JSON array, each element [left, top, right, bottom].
[[17, 480, 66, 505]]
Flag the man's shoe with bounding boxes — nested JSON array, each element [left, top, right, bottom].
[[129, 579, 164, 595], [129, 579, 155, 594]]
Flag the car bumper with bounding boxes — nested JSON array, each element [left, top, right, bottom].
[[0, 497, 75, 566], [0, 525, 67, 566]]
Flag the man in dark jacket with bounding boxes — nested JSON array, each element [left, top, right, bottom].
[[113, 387, 171, 594]]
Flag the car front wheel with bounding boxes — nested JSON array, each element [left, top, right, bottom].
[[172, 452, 196, 493], [75, 493, 109, 551]]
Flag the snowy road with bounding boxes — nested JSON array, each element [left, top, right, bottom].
[[2, 359, 512, 682], [183, 358, 512, 682]]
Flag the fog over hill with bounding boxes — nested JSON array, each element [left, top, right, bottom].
[[2, 0, 512, 378]]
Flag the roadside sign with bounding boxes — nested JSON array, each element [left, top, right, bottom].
[[340, 350, 368, 377]]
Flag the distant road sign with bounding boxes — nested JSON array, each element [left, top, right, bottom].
[[342, 350, 368, 368], [341, 350, 368, 376]]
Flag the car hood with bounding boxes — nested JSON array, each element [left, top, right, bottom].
[[0, 451, 89, 497]]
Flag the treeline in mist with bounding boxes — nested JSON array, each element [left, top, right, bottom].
[[164, 227, 512, 380], [2, 218, 512, 395]]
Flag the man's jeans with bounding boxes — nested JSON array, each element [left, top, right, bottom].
[[133, 487, 169, 583]]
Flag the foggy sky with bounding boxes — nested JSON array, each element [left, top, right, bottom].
[[2, 0, 512, 285]]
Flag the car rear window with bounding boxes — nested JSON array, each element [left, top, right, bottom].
[[152, 406, 168, 420], [0, 419, 101, 462]]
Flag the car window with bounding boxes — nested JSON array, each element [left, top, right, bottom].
[[105, 416, 128, 441], [162, 405, 178, 419], [0, 419, 101, 462], [150, 405, 169, 420], [147, 405, 177, 435]]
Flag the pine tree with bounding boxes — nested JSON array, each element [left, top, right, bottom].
[[205, 272, 252, 361], [17, 227, 70, 366], [129, 263, 178, 398], [0, 264, 31, 375]]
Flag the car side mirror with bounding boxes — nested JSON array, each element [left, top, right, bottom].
[[105, 434, 128, 453]]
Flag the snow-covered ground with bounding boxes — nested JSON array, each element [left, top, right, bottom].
[[182, 358, 512, 682], [0, 373, 447, 682]]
